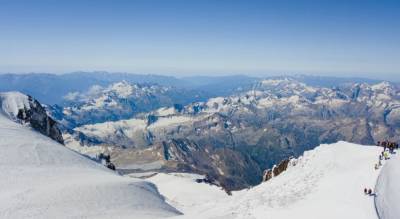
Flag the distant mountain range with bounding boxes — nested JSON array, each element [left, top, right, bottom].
[[48, 81, 209, 127], [2, 72, 397, 190], [58, 78, 400, 190], [0, 72, 383, 104]]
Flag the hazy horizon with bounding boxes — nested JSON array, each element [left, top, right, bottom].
[[0, 70, 399, 83]]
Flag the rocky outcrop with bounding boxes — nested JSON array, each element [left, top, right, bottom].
[[263, 158, 293, 182], [16, 95, 64, 144]]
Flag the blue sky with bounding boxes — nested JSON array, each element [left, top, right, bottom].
[[0, 0, 399, 79]]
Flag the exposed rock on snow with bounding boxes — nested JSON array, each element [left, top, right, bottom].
[[0, 92, 64, 144], [263, 158, 295, 182]]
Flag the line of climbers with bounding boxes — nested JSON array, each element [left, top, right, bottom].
[[374, 140, 397, 170], [366, 140, 398, 196]]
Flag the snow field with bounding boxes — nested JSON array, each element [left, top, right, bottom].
[[149, 142, 384, 219]]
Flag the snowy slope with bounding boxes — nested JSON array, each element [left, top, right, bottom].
[[375, 150, 400, 219], [147, 173, 228, 213], [0, 92, 180, 218], [148, 142, 384, 219]]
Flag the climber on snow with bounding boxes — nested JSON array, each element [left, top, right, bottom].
[[384, 151, 389, 160]]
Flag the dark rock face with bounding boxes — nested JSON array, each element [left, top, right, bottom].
[[16, 95, 64, 144], [160, 139, 262, 191], [263, 169, 273, 182], [110, 138, 261, 191], [147, 114, 158, 126], [263, 158, 291, 182]]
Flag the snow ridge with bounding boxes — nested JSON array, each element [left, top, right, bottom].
[[375, 151, 400, 219], [149, 142, 384, 219]]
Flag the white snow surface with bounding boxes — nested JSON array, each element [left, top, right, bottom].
[[375, 150, 400, 219], [147, 173, 227, 214], [149, 142, 385, 219], [0, 95, 180, 218], [0, 92, 31, 119]]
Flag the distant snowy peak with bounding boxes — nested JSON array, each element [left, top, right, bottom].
[[259, 78, 309, 89], [52, 81, 208, 128], [107, 80, 135, 98], [64, 80, 169, 103], [58, 82, 172, 126], [209, 79, 398, 111], [258, 78, 317, 93], [371, 81, 392, 90], [257, 78, 398, 99]]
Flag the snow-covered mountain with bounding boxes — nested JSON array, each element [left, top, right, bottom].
[[1, 72, 384, 105], [2, 91, 400, 219], [65, 79, 400, 190], [0, 92, 180, 218], [0, 72, 257, 104], [49, 81, 208, 127]]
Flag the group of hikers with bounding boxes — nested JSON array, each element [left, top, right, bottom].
[[375, 150, 390, 170], [377, 141, 398, 153], [374, 140, 397, 170], [364, 188, 374, 196], [364, 140, 398, 196]]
